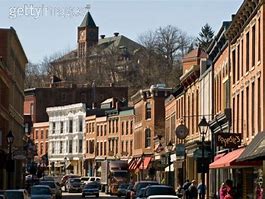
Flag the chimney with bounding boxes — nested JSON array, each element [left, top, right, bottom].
[[114, 32, 119, 37], [100, 35, 105, 39]]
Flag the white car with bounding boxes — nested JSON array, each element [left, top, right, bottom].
[[147, 195, 180, 199], [84, 177, 101, 184]]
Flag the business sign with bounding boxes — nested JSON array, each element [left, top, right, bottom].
[[216, 132, 241, 148], [176, 144, 185, 156]]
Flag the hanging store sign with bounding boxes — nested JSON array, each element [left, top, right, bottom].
[[175, 124, 188, 139], [216, 132, 241, 148]]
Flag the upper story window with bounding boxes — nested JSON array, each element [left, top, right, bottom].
[[36, 130, 39, 139], [41, 130, 44, 139], [52, 122, 56, 134], [145, 128, 151, 148], [69, 140, 72, 153], [69, 120, 73, 133], [79, 119, 83, 132], [145, 102, 151, 120], [60, 122, 64, 134]]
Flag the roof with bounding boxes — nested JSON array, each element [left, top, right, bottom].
[[79, 12, 97, 28], [182, 47, 208, 61], [237, 132, 265, 162]]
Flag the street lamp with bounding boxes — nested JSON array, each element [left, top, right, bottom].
[[6, 130, 14, 189], [198, 117, 209, 199], [166, 141, 173, 186]]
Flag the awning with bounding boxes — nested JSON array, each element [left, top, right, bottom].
[[237, 132, 265, 162], [165, 164, 174, 172], [97, 166, 101, 172], [214, 153, 226, 161], [138, 156, 152, 170], [66, 163, 73, 170], [209, 148, 261, 169], [129, 158, 140, 170]]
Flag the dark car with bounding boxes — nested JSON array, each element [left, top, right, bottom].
[[66, 178, 82, 193], [131, 181, 159, 199], [39, 181, 62, 199], [82, 182, 100, 198], [125, 184, 134, 199], [117, 183, 129, 197], [144, 185, 176, 198], [136, 187, 147, 199]]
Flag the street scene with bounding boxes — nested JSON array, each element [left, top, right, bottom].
[[1, 0, 265, 199]]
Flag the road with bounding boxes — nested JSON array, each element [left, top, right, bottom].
[[62, 192, 124, 199]]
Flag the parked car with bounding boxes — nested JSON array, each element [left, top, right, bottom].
[[144, 185, 176, 198], [136, 187, 147, 199], [31, 185, 55, 199], [85, 176, 101, 184], [131, 181, 159, 199], [80, 176, 90, 188], [82, 182, 100, 198], [125, 183, 134, 199], [40, 176, 55, 182], [60, 174, 80, 191], [39, 181, 62, 199], [0, 195, 6, 199], [117, 183, 129, 197], [66, 178, 82, 193], [147, 196, 179, 199], [5, 189, 29, 199]]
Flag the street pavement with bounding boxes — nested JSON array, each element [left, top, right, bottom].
[[62, 192, 124, 199]]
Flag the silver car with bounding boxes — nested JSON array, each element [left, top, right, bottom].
[[38, 181, 62, 199], [5, 189, 29, 199]]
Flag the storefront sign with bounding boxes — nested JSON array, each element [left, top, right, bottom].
[[216, 132, 241, 148], [176, 144, 185, 156]]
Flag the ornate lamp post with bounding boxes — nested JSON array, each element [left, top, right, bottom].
[[198, 117, 209, 199], [166, 141, 173, 186], [6, 131, 14, 189]]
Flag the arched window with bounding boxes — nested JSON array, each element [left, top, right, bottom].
[[145, 128, 151, 148], [145, 102, 151, 119]]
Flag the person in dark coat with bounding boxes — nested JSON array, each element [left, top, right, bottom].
[[183, 179, 191, 199], [189, 180, 198, 199]]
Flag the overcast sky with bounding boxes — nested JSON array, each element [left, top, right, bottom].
[[0, 0, 242, 63]]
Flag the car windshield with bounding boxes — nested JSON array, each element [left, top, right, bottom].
[[39, 181, 56, 188], [81, 177, 89, 181], [85, 184, 99, 189], [113, 171, 128, 178], [31, 187, 51, 195], [119, 184, 129, 189], [136, 188, 146, 197], [147, 187, 176, 196], [70, 178, 81, 183], [5, 191, 24, 199], [135, 182, 159, 192]]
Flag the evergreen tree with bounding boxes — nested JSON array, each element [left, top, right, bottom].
[[197, 23, 214, 51]]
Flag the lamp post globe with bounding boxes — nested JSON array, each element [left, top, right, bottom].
[[6, 131, 14, 144]]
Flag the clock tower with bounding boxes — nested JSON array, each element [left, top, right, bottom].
[[77, 12, 99, 57]]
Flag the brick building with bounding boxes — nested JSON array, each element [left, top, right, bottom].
[[131, 85, 172, 181], [0, 27, 28, 189], [24, 84, 128, 123]]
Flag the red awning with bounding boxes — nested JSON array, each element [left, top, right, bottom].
[[209, 148, 261, 169], [214, 153, 226, 161], [138, 157, 152, 170]]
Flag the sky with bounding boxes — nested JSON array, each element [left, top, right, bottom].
[[0, 0, 243, 64]]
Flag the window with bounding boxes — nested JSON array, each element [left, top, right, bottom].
[[145, 102, 151, 119], [97, 125, 99, 136], [60, 141, 63, 153], [88, 123, 91, 133], [86, 140, 88, 153], [41, 130, 43, 139], [241, 91, 244, 135], [237, 44, 240, 81], [115, 139, 118, 154], [79, 119, 83, 132], [40, 143, 43, 155], [130, 140, 133, 155], [112, 120, 115, 133], [130, 121, 133, 134], [60, 122, 64, 134], [246, 87, 249, 138], [79, 139, 83, 153], [51, 143, 54, 154], [122, 141, 124, 153], [246, 32, 250, 72], [232, 50, 236, 84], [46, 129, 48, 138], [89, 140, 94, 154], [30, 103, 34, 116], [258, 18, 261, 61], [69, 140, 72, 153], [121, 122, 124, 135], [258, 78, 261, 132], [126, 121, 129, 135], [126, 141, 128, 153], [45, 142, 48, 153], [104, 125, 107, 136], [145, 128, 151, 148], [252, 25, 256, 67], [92, 123, 94, 132], [252, 82, 255, 136], [69, 120, 73, 133], [36, 130, 38, 139], [96, 142, 99, 156], [116, 119, 118, 132], [104, 141, 106, 155]]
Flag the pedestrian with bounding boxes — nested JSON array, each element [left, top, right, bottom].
[[188, 180, 198, 199], [183, 179, 191, 199], [197, 181, 206, 199], [256, 182, 263, 199], [224, 189, 233, 199], [219, 183, 227, 199]]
